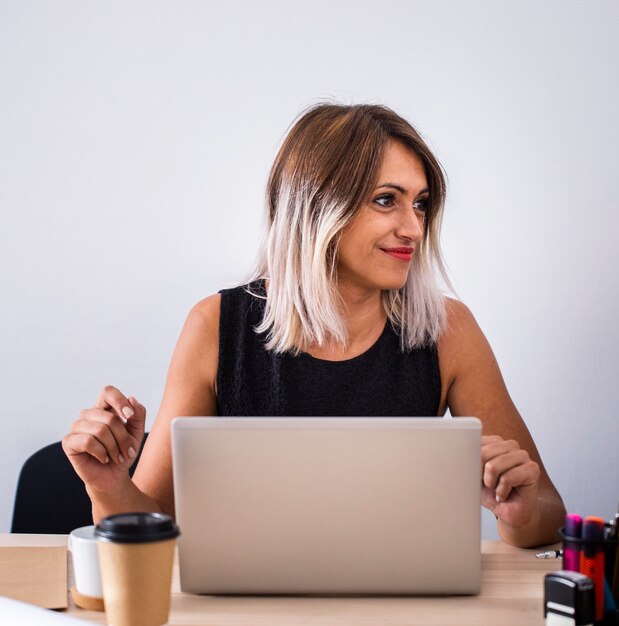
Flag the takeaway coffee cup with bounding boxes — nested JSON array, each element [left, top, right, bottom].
[[95, 512, 180, 626], [68, 525, 105, 611]]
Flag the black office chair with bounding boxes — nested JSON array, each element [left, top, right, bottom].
[[11, 434, 148, 534]]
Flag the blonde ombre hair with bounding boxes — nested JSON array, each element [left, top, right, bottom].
[[247, 103, 451, 355]]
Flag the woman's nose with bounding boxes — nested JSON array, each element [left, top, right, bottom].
[[395, 210, 424, 243]]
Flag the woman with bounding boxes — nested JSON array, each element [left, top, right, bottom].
[[63, 103, 565, 547]]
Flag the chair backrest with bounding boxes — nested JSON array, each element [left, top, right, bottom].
[[11, 434, 148, 534]]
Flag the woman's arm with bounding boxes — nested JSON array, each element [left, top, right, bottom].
[[130, 294, 220, 518], [63, 294, 221, 523], [437, 298, 566, 548]]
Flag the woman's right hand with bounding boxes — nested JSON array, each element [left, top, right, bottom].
[[62, 386, 147, 495]]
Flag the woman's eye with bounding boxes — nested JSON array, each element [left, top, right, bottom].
[[413, 198, 429, 213], [374, 194, 395, 208]]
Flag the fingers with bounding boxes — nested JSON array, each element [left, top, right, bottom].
[[94, 385, 136, 423], [481, 434, 504, 446], [67, 382, 148, 468], [71, 409, 136, 465], [482, 436, 540, 502], [125, 396, 147, 441], [91, 386, 146, 453], [62, 432, 110, 465], [493, 462, 540, 502], [63, 386, 148, 494], [481, 437, 517, 479]]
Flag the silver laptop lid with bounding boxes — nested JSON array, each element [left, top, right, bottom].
[[172, 417, 481, 595]]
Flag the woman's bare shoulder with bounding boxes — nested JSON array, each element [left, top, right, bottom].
[[172, 293, 222, 379], [178, 293, 220, 342], [436, 297, 491, 406], [190, 292, 222, 324], [440, 297, 482, 348]]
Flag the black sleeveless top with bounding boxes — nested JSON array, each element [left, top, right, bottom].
[[216, 282, 441, 416]]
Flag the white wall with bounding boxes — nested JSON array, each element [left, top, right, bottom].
[[1, 0, 617, 537]]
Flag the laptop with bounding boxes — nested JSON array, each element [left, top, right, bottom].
[[171, 417, 481, 595]]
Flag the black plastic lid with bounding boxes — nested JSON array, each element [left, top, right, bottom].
[[95, 512, 180, 544]]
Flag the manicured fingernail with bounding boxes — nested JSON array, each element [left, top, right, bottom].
[[119, 454, 126, 464], [495, 494, 501, 503], [128, 446, 136, 459], [122, 406, 134, 419], [105, 455, 110, 464]]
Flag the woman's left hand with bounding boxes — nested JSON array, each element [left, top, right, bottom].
[[481, 435, 541, 528]]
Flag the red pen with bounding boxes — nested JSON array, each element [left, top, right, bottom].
[[563, 513, 582, 572], [580, 516, 605, 621]]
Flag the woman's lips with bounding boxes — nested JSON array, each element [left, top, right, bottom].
[[380, 247, 415, 262]]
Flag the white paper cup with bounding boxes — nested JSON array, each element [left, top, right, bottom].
[[68, 525, 103, 600]]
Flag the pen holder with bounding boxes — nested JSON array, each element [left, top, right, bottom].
[[559, 527, 619, 626]]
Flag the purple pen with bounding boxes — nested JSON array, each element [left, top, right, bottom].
[[563, 513, 582, 572]]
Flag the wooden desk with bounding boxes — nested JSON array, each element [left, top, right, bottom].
[[5, 536, 560, 625]]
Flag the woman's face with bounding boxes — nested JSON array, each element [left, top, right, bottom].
[[336, 140, 429, 294]]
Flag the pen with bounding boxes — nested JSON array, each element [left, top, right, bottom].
[[536, 549, 563, 559], [605, 579, 617, 612], [610, 502, 619, 602], [563, 513, 582, 572], [580, 516, 605, 621]]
